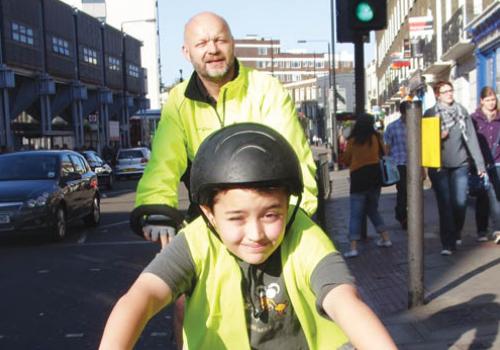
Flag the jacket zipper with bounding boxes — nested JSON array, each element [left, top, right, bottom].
[[213, 89, 227, 128]]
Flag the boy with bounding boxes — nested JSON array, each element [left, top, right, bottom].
[[100, 123, 396, 350]]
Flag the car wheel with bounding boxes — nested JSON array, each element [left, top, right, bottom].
[[84, 196, 100, 227], [50, 207, 67, 241]]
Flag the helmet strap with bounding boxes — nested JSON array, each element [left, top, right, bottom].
[[285, 193, 302, 233], [198, 206, 223, 240]]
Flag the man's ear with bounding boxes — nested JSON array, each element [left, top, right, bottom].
[[182, 45, 191, 62], [199, 205, 215, 227]]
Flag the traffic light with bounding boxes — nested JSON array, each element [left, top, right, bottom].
[[350, 0, 387, 31]]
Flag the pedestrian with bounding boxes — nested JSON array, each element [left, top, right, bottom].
[[470, 86, 500, 244], [99, 123, 397, 350], [101, 143, 114, 164], [424, 81, 486, 255], [132, 11, 318, 348], [384, 100, 409, 229], [341, 114, 392, 258]]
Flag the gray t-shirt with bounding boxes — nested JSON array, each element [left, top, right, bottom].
[[442, 122, 469, 168], [144, 233, 355, 350]]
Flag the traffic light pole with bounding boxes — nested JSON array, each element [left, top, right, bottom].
[[354, 32, 368, 239], [329, 0, 338, 169], [354, 33, 365, 115]]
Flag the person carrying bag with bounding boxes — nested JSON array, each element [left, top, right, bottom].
[[376, 136, 400, 187]]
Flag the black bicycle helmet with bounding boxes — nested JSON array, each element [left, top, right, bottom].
[[190, 122, 303, 206]]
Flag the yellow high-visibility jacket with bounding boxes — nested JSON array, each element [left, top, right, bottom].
[[135, 61, 317, 215], [181, 208, 350, 349]]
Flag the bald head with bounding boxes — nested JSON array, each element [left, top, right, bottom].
[[184, 12, 233, 45], [182, 11, 236, 85]]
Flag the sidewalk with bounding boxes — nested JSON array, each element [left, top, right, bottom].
[[325, 169, 500, 349]]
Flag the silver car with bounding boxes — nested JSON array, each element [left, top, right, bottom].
[[115, 147, 151, 180]]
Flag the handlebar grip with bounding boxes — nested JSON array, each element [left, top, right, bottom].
[[130, 204, 184, 237]]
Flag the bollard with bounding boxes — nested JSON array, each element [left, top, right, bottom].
[[407, 100, 424, 308]]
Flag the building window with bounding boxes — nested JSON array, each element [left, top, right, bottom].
[[108, 56, 121, 71], [258, 47, 268, 56], [83, 47, 98, 65], [128, 64, 140, 78], [52, 36, 70, 56], [11, 22, 34, 46]]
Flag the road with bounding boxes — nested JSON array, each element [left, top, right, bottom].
[[0, 178, 184, 349]]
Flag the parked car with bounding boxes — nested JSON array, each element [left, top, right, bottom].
[[81, 150, 114, 189], [0, 150, 100, 241], [114, 147, 151, 180]]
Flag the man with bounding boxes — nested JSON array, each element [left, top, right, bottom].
[[384, 101, 409, 229], [133, 12, 318, 348], [134, 11, 317, 244]]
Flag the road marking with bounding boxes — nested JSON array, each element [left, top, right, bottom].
[[65, 333, 84, 338], [98, 220, 129, 229], [89, 268, 101, 272], [37, 269, 50, 274], [59, 240, 151, 248]]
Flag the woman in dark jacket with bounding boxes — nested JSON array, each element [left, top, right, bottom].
[[341, 114, 392, 258], [424, 81, 486, 255], [470, 86, 500, 244]]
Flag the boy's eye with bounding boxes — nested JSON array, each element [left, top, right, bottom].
[[263, 212, 281, 222]]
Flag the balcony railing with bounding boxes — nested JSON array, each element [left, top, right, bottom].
[[422, 35, 437, 68], [441, 6, 474, 61]]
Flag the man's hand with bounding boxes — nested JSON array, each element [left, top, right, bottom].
[[143, 224, 176, 248]]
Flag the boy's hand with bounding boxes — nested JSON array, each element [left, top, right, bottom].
[[143, 225, 176, 248]]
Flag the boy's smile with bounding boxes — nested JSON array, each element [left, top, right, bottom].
[[201, 188, 289, 265]]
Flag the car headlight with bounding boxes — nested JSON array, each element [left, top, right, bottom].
[[94, 166, 103, 173], [25, 192, 50, 208]]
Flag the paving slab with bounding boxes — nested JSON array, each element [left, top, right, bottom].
[[325, 169, 500, 348]]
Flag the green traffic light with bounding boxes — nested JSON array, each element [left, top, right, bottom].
[[355, 2, 374, 22]]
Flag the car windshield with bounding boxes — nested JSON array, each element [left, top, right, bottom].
[[0, 154, 59, 180], [118, 150, 143, 159]]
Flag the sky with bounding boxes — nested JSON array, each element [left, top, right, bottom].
[[158, 0, 374, 86]]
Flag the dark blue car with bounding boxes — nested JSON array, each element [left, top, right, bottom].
[[0, 150, 100, 241]]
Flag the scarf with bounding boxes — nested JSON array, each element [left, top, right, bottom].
[[437, 101, 468, 141]]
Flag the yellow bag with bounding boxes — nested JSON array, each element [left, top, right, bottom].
[[422, 116, 441, 168]]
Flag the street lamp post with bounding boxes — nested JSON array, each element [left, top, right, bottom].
[[120, 18, 156, 32]]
